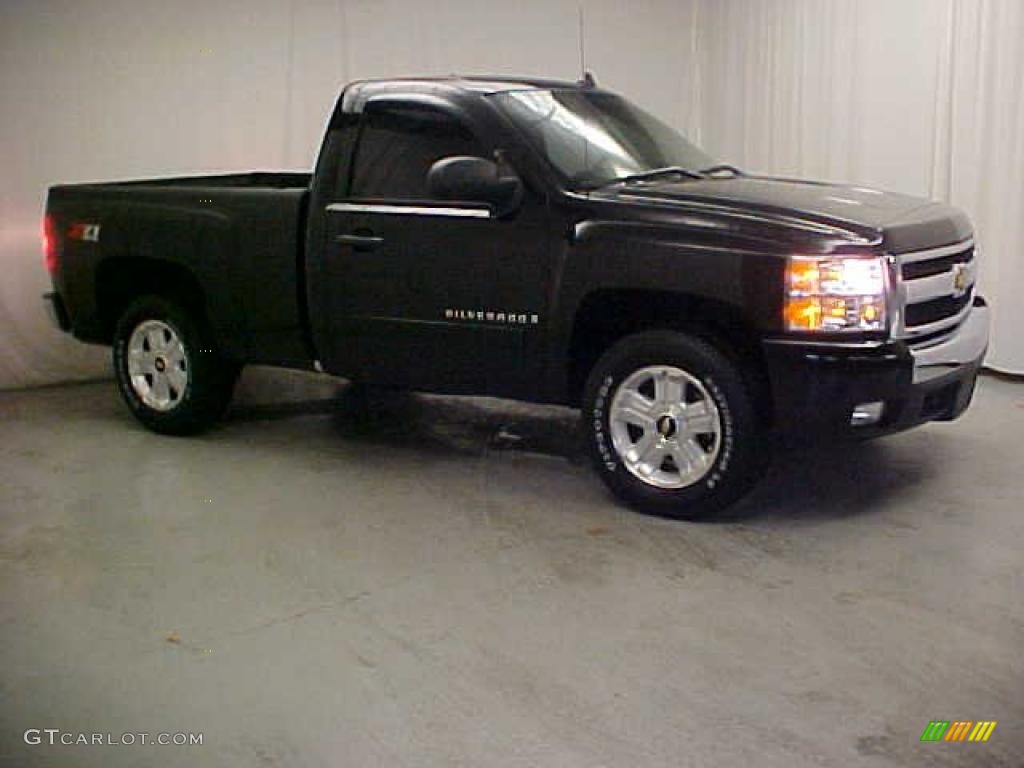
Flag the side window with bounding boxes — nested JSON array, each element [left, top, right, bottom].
[[315, 122, 359, 201], [350, 105, 485, 200]]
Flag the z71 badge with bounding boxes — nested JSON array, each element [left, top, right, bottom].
[[68, 222, 101, 242]]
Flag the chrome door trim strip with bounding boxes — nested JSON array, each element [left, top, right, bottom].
[[326, 202, 492, 218]]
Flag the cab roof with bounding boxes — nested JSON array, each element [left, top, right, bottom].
[[338, 75, 599, 115], [348, 75, 591, 95]]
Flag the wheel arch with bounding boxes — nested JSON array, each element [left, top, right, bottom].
[[95, 257, 209, 344], [566, 288, 772, 424]]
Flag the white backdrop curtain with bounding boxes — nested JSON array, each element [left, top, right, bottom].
[[0, 0, 700, 389], [1, 0, 1021, 390], [695, 0, 1024, 373], [933, 0, 1024, 374]]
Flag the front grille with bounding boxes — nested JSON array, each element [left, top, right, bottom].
[[901, 245, 974, 280], [904, 325, 961, 349], [896, 239, 976, 345], [904, 290, 973, 327]]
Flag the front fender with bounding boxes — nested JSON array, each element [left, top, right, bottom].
[[542, 219, 785, 402]]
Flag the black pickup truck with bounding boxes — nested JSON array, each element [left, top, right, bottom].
[[43, 75, 990, 518]]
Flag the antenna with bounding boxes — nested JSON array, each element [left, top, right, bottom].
[[577, 4, 591, 174], [578, 4, 586, 82], [577, 5, 596, 88]]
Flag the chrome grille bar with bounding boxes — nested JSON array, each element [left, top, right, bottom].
[[904, 258, 977, 303], [894, 237, 976, 345], [898, 238, 974, 264], [901, 300, 974, 339]]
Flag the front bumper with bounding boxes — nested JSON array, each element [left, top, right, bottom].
[[763, 297, 990, 441]]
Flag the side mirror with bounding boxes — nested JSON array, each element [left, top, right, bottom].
[[427, 155, 523, 218]]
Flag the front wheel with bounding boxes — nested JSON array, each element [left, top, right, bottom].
[[113, 295, 238, 435], [582, 331, 766, 519]]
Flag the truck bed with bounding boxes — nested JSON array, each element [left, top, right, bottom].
[[48, 172, 314, 367], [68, 171, 312, 190]]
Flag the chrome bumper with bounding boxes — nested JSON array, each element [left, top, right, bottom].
[[911, 298, 990, 384]]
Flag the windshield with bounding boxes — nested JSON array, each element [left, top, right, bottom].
[[493, 89, 715, 190]]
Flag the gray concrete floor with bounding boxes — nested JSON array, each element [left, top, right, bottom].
[[1, 370, 1022, 767]]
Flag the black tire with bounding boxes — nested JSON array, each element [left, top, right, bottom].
[[113, 295, 239, 435], [582, 330, 766, 519]]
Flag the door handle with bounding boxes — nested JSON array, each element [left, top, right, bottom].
[[336, 233, 383, 250]]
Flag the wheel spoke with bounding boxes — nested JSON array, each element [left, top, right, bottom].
[[636, 457, 658, 477], [166, 366, 187, 396], [679, 437, 708, 471], [629, 431, 660, 464], [165, 344, 186, 368], [151, 375, 170, 403], [654, 373, 684, 406], [617, 389, 657, 428], [684, 401, 718, 434], [128, 347, 154, 373]]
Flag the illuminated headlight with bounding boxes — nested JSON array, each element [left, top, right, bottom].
[[785, 256, 886, 332]]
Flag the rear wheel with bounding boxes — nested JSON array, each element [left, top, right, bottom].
[[113, 296, 238, 435], [582, 330, 766, 519]]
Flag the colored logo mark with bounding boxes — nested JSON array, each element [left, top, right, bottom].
[[920, 721, 996, 742]]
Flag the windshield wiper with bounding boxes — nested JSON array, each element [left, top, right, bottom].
[[698, 164, 743, 177], [608, 166, 705, 186]]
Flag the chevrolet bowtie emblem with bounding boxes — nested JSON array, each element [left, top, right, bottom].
[[951, 262, 970, 297]]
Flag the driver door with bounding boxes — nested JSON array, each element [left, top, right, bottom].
[[321, 100, 551, 396]]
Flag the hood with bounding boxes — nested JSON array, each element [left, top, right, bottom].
[[592, 175, 972, 252]]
